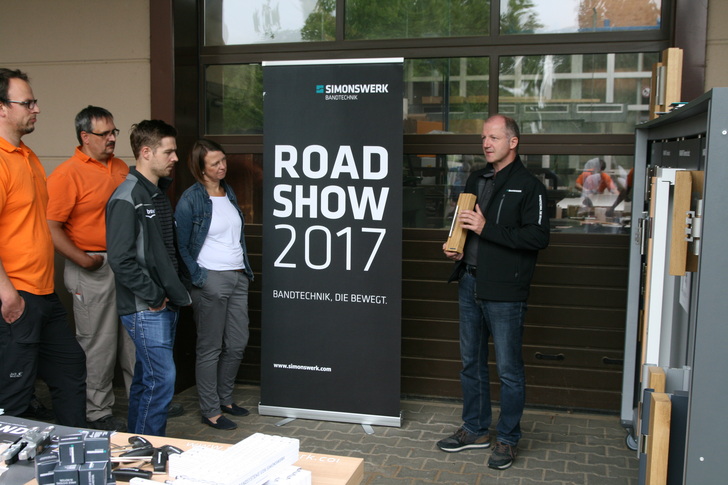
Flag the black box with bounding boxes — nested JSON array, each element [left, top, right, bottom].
[[35, 450, 59, 485], [58, 433, 85, 465], [54, 464, 80, 485], [79, 461, 108, 485], [83, 431, 110, 462]]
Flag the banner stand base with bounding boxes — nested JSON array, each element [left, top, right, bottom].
[[258, 404, 402, 428]]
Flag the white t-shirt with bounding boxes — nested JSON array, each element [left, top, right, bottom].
[[196, 195, 246, 271]]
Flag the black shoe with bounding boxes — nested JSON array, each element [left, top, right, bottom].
[[488, 441, 517, 470], [437, 427, 491, 452], [19, 396, 55, 421], [221, 403, 250, 416], [168, 402, 185, 418], [201, 415, 237, 430], [87, 415, 127, 432]]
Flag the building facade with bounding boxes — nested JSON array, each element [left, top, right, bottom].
[[1, 0, 723, 411]]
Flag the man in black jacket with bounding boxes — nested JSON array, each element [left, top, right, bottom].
[[106, 120, 191, 436], [437, 115, 549, 470]]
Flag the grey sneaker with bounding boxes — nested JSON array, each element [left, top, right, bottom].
[[437, 427, 491, 452], [488, 441, 517, 469]]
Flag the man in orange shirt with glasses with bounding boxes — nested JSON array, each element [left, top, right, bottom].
[[47, 105, 135, 431], [0, 68, 86, 426]]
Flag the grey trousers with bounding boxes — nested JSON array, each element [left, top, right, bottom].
[[64, 253, 136, 421], [191, 270, 250, 418]]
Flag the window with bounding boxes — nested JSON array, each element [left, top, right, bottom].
[[501, 0, 662, 34], [500, 53, 658, 133], [194, 0, 671, 235], [206, 64, 263, 135], [204, 0, 335, 45], [226, 154, 264, 224], [404, 152, 634, 233], [405, 58, 489, 135], [205, 0, 664, 42], [528, 153, 634, 234], [345, 0, 490, 40]]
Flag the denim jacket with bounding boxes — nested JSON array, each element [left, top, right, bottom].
[[175, 180, 254, 287]]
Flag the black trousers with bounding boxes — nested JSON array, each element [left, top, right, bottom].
[[0, 291, 86, 427]]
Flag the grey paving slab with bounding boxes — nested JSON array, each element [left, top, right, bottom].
[[96, 383, 639, 484]]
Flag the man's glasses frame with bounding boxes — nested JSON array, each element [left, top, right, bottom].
[[3, 99, 38, 110], [87, 129, 121, 138]]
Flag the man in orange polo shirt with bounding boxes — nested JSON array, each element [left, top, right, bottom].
[[0, 68, 86, 426], [47, 106, 135, 431]]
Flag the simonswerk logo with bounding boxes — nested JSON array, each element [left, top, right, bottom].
[[317, 82, 389, 101]]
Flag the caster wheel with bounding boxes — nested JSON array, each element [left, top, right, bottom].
[[625, 431, 638, 451]]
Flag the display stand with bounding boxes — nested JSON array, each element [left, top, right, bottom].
[[621, 88, 728, 482]]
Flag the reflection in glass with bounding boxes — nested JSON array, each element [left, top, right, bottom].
[[539, 154, 634, 234], [404, 152, 633, 234], [404, 58, 489, 135], [225, 154, 264, 224], [205, 0, 335, 45], [500, 0, 662, 34], [206, 65, 263, 135], [499, 52, 658, 133], [346, 0, 490, 40]]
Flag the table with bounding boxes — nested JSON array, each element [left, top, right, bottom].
[[0, 416, 363, 485], [107, 432, 364, 485]]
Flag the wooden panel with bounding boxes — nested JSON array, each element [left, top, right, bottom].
[[669, 170, 693, 275], [526, 305, 626, 329], [403, 280, 627, 308], [526, 284, 626, 308], [402, 357, 622, 389], [538, 243, 629, 266], [402, 260, 453, 280], [402, 340, 624, 370], [645, 393, 672, 485], [686, 171, 704, 272], [398, 230, 630, 411], [647, 366, 666, 393], [531, 264, 628, 288], [401, 376, 622, 411], [402, 319, 625, 350], [524, 326, 624, 349]]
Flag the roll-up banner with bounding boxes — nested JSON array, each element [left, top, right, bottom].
[[260, 58, 403, 426]]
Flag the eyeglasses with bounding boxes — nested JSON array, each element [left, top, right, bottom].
[[4, 99, 38, 110], [87, 129, 120, 138]]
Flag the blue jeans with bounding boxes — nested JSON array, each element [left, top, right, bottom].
[[121, 308, 178, 436], [458, 272, 526, 446]]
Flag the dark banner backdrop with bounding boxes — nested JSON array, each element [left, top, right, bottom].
[[260, 59, 403, 424]]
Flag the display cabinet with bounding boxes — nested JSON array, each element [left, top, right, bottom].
[[621, 88, 728, 482]]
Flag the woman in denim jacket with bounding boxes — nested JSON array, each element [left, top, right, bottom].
[[175, 139, 254, 430]]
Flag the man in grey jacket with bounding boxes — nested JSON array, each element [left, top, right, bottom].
[[106, 119, 191, 436]]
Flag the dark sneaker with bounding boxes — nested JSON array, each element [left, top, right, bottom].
[[168, 402, 185, 418], [488, 441, 517, 469], [87, 415, 127, 432], [437, 427, 490, 452]]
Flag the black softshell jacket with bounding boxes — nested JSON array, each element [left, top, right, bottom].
[[448, 156, 550, 301]]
